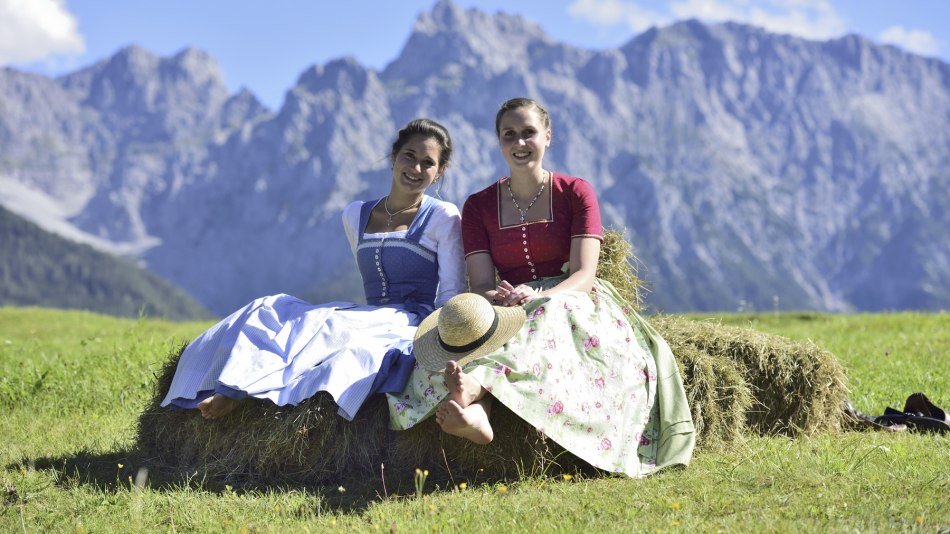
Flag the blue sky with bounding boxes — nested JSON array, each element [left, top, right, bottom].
[[3, 0, 948, 110]]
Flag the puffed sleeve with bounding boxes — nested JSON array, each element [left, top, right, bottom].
[[341, 201, 363, 259], [461, 192, 491, 257], [431, 201, 467, 307], [570, 178, 604, 240]]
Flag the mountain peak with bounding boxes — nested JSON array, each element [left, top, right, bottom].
[[384, 0, 552, 80]]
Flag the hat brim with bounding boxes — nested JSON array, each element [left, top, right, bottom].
[[413, 304, 526, 372]]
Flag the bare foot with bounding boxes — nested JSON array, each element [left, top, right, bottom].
[[435, 399, 493, 445], [443, 360, 486, 408], [197, 393, 243, 420]]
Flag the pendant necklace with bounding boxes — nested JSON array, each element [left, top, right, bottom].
[[506, 171, 548, 224], [383, 196, 420, 228]]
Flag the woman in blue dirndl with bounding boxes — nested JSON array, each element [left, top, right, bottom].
[[161, 118, 466, 420]]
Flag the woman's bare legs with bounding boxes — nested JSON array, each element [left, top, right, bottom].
[[435, 397, 494, 444], [443, 360, 486, 408], [197, 393, 243, 420]]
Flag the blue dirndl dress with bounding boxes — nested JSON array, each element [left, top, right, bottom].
[[161, 196, 446, 420]]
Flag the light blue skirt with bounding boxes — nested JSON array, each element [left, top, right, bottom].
[[161, 294, 421, 420]]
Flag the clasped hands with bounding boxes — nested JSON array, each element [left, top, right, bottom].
[[492, 280, 540, 307]]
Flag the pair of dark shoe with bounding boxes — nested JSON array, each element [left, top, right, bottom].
[[843, 393, 949, 434]]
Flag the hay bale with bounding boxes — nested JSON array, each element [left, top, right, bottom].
[[136, 231, 846, 486], [651, 315, 848, 436], [136, 346, 391, 486]]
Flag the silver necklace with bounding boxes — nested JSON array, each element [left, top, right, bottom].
[[383, 196, 420, 227], [506, 171, 547, 224]]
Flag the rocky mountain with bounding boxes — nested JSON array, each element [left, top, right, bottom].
[[1, 0, 947, 314], [0, 205, 210, 320]]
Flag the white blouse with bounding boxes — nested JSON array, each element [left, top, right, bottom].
[[342, 196, 467, 308]]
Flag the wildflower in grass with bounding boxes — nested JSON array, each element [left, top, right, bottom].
[[497, 485, 508, 494], [671, 520, 680, 526], [414, 468, 429, 498], [458, 482, 467, 490], [562, 474, 573, 481], [671, 501, 681, 511], [337, 486, 346, 493], [274, 504, 281, 513], [117, 463, 123, 469]]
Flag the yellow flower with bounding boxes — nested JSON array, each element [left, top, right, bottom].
[[458, 482, 467, 490], [428, 504, 435, 511], [671, 501, 681, 511], [916, 516, 924, 526], [497, 485, 508, 494], [274, 504, 281, 513], [562, 474, 573, 481], [337, 485, 346, 493], [117, 463, 124, 469], [671, 520, 680, 527]]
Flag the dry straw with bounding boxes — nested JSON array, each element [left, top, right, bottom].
[[136, 229, 848, 487]]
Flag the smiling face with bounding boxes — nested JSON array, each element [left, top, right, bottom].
[[390, 134, 445, 197], [497, 106, 551, 174]]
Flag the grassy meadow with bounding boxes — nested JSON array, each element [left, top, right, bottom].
[[0, 307, 947, 532]]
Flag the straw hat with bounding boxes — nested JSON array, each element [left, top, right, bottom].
[[414, 293, 526, 371]]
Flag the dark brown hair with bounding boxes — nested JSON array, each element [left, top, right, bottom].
[[494, 97, 551, 136], [390, 118, 453, 169]]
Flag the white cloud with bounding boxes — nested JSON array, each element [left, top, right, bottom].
[[568, 0, 669, 33], [569, 0, 847, 41], [0, 0, 85, 65], [878, 25, 940, 57], [670, 0, 846, 40]]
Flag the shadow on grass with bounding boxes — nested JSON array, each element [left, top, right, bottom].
[[6, 450, 396, 513]]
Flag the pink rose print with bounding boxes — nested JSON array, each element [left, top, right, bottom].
[[530, 306, 546, 319], [423, 386, 435, 398], [538, 388, 544, 395], [533, 363, 541, 376], [595, 401, 603, 409], [547, 401, 564, 416], [616, 319, 626, 329], [587, 427, 593, 433], [570, 324, 577, 331], [394, 402, 409, 413], [593, 377, 605, 389], [546, 339, 557, 350], [639, 434, 652, 446], [495, 364, 512, 376], [622, 306, 631, 314], [584, 336, 600, 350], [528, 327, 537, 337], [642, 367, 656, 381], [563, 302, 573, 311], [598, 438, 613, 451], [547, 362, 553, 369], [625, 337, 631, 344]]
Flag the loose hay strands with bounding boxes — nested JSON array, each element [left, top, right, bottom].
[[667, 342, 753, 449], [651, 316, 849, 436], [598, 228, 644, 311]]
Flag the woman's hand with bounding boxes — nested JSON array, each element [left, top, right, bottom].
[[493, 280, 539, 306]]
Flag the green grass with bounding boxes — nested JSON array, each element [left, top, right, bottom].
[[1, 307, 947, 532]]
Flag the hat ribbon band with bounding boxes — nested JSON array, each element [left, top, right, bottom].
[[437, 312, 500, 354]]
